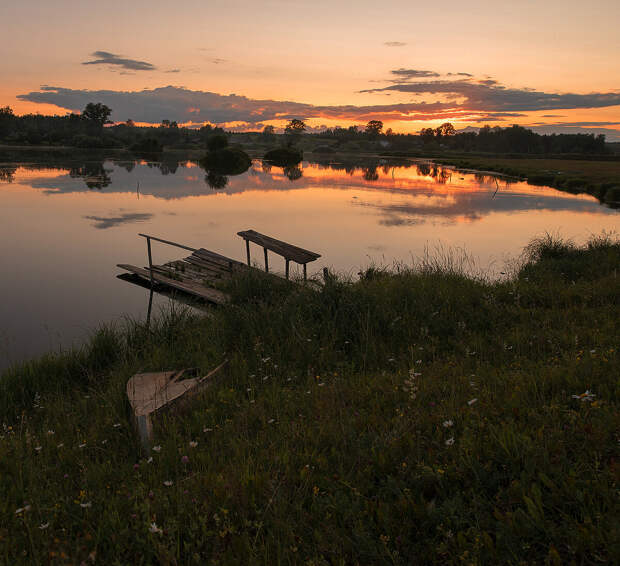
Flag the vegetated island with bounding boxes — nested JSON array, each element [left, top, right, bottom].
[[1, 103, 619, 205], [1, 234, 618, 564]]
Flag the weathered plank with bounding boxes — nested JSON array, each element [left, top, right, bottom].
[[117, 264, 229, 304], [237, 229, 321, 264]]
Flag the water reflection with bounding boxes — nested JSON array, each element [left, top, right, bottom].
[[5, 157, 615, 227]]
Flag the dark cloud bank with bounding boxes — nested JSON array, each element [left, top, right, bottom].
[[17, 67, 620, 135]]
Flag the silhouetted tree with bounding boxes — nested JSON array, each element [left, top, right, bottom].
[[435, 122, 455, 138], [365, 120, 383, 138], [82, 103, 112, 129], [206, 134, 228, 152], [420, 128, 436, 144], [284, 119, 306, 146]]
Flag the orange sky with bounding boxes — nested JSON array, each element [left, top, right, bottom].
[[1, 0, 619, 137]]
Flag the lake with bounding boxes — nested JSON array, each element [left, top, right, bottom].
[[1, 154, 617, 370]]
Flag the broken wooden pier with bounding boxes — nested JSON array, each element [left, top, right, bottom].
[[117, 230, 321, 303]]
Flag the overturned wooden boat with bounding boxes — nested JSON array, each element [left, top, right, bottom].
[[117, 230, 321, 303], [127, 360, 228, 450]]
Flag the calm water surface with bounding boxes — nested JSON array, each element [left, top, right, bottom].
[[1, 156, 617, 370]]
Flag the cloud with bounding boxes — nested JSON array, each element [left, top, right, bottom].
[[447, 72, 473, 77], [361, 75, 620, 113], [83, 212, 153, 229], [82, 51, 156, 71], [165, 69, 181, 73], [390, 68, 440, 80], [384, 41, 407, 47]]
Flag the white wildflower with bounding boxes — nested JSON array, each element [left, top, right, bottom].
[[15, 505, 31, 515], [468, 398, 478, 406], [47, 430, 55, 435], [35, 446, 42, 452], [38, 522, 49, 530], [152, 445, 162, 452], [163, 480, 173, 487], [149, 522, 163, 534], [79, 502, 92, 508], [189, 441, 198, 448], [572, 390, 596, 402], [445, 437, 455, 446], [442, 420, 454, 428]]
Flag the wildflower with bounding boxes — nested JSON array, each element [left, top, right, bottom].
[[152, 445, 162, 452], [261, 357, 271, 363], [79, 502, 92, 508], [442, 420, 454, 428], [133, 464, 140, 470], [101, 440, 107, 445], [113, 423, 121, 428], [445, 437, 455, 446], [35, 445, 42, 452], [189, 441, 198, 448], [147, 457, 153, 464], [57, 442, 64, 448], [149, 522, 163, 535], [203, 428, 213, 433], [468, 398, 478, 406], [267, 419, 275, 424], [572, 390, 596, 402], [163, 480, 173, 487], [39, 522, 49, 530], [78, 443, 86, 449], [181, 455, 189, 464], [47, 430, 55, 435], [15, 505, 31, 515]]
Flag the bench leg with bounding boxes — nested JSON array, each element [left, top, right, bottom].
[[285, 259, 290, 279], [245, 239, 251, 266], [303, 263, 307, 281], [264, 247, 269, 273]]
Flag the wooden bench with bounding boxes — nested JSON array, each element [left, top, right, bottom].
[[237, 229, 321, 280]]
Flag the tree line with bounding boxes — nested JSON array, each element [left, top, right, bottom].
[[0, 103, 610, 155]]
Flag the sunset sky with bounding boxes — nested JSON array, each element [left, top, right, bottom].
[[2, 0, 620, 138]]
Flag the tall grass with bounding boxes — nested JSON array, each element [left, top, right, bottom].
[[1, 234, 618, 564]]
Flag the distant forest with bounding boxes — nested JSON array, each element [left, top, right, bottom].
[[0, 103, 611, 155]]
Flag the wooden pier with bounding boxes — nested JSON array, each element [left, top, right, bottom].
[[117, 231, 321, 304]]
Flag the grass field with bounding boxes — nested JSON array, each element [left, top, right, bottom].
[[1, 234, 619, 564]]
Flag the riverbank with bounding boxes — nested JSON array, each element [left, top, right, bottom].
[[419, 154, 620, 207], [1, 234, 618, 564]]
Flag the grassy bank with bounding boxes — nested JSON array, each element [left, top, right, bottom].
[[429, 155, 620, 207], [1, 235, 619, 564]]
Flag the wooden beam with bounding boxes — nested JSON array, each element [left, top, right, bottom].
[[138, 233, 197, 253], [264, 247, 269, 273]]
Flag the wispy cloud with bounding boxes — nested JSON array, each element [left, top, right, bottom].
[[84, 212, 153, 229], [82, 51, 156, 71], [384, 41, 407, 47], [165, 69, 181, 74], [390, 68, 440, 80]]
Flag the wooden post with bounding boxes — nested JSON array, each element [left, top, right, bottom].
[[303, 263, 307, 281], [146, 236, 154, 287], [285, 259, 290, 280], [263, 247, 269, 272], [245, 239, 251, 266]]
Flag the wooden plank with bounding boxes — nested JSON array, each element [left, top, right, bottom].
[[117, 264, 229, 304], [237, 230, 320, 264], [193, 248, 245, 268], [168, 261, 226, 282], [185, 256, 235, 277]]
